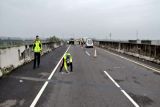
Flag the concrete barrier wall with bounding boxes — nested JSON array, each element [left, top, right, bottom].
[[0, 42, 62, 77], [96, 41, 160, 64], [0, 46, 25, 68]]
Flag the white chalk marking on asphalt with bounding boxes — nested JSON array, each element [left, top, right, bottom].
[[30, 45, 71, 107], [85, 51, 90, 56], [100, 48, 160, 73], [104, 71, 140, 107]]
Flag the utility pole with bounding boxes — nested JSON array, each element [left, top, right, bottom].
[[106, 33, 108, 40], [109, 32, 112, 40], [136, 30, 139, 40]]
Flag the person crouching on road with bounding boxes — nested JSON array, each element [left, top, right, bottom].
[[60, 52, 73, 73], [33, 35, 42, 69]]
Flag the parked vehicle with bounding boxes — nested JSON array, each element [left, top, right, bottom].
[[85, 39, 93, 48]]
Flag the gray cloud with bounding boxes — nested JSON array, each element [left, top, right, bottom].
[[0, 0, 160, 40]]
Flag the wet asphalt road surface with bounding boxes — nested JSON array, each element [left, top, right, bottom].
[[0, 45, 160, 107]]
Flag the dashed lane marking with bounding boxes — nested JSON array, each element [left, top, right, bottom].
[[104, 71, 140, 107], [85, 51, 90, 56]]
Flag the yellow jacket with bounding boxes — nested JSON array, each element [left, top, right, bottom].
[[64, 52, 72, 71], [33, 40, 42, 53]]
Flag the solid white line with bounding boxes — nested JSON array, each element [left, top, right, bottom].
[[100, 48, 160, 73], [104, 71, 140, 107], [85, 51, 90, 56], [30, 45, 71, 107]]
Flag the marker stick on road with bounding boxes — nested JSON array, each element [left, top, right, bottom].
[[94, 48, 97, 57]]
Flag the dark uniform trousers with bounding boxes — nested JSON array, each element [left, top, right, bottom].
[[33, 52, 41, 68]]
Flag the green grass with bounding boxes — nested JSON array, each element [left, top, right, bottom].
[[0, 44, 23, 49]]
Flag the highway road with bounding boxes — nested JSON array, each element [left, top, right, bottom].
[[0, 45, 160, 107]]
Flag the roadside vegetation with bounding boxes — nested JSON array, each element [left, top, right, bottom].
[[46, 36, 63, 44], [0, 39, 24, 49], [0, 36, 63, 49]]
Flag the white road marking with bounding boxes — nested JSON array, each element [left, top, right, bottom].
[[100, 47, 160, 73], [94, 48, 97, 57], [85, 51, 90, 56], [104, 71, 140, 107], [104, 71, 120, 88], [30, 45, 71, 107]]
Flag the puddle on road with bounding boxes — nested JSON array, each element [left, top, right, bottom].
[[129, 92, 153, 106], [106, 68, 112, 72], [132, 76, 142, 85], [133, 80, 141, 85], [115, 79, 124, 83]]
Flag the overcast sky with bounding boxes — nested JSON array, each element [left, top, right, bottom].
[[0, 0, 160, 40]]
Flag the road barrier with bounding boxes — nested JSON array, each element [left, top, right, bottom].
[[95, 41, 160, 64], [0, 42, 62, 77]]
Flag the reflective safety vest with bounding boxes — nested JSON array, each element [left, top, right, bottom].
[[64, 52, 72, 71], [33, 40, 42, 53]]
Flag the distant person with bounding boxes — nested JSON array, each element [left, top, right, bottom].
[[59, 52, 73, 73], [33, 35, 42, 69]]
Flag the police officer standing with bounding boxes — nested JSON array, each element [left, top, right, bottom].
[[33, 35, 42, 69]]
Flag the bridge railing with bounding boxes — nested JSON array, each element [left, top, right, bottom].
[[95, 41, 160, 64]]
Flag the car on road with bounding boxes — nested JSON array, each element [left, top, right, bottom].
[[85, 39, 93, 48]]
